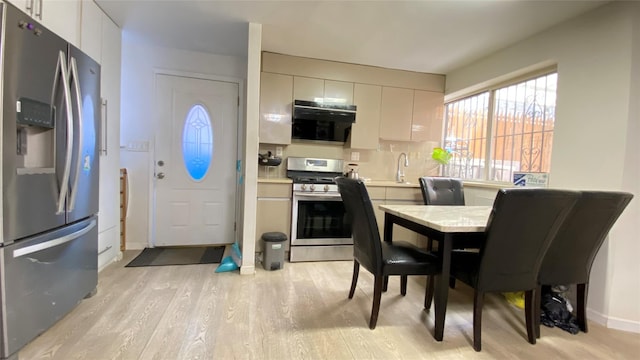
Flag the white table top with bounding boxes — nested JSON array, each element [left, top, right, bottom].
[[379, 205, 492, 233]]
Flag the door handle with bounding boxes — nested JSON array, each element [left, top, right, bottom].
[[52, 50, 73, 215], [68, 56, 83, 212], [13, 219, 97, 258], [156, 172, 165, 179]]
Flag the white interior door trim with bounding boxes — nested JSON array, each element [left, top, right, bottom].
[[147, 68, 245, 248]]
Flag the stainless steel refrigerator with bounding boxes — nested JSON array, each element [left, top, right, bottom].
[[0, 3, 100, 359]]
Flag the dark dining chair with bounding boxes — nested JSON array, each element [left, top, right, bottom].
[[419, 176, 466, 306], [419, 176, 465, 206], [534, 190, 633, 337], [335, 177, 441, 329], [449, 188, 579, 351]]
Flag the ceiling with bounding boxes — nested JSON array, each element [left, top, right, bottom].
[[96, 0, 609, 74]]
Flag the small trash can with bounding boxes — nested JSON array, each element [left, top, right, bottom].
[[262, 232, 287, 271]]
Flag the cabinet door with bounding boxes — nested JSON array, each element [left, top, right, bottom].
[[80, 0, 102, 63], [379, 87, 413, 141], [98, 14, 122, 233], [350, 83, 381, 149], [411, 90, 444, 142], [293, 76, 323, 101], [40, 0, 81, 46], [259, 72, 293, 144], [5, 0, 32, 15], [325, 80, 354, 104], [255, 199, 291, 252]]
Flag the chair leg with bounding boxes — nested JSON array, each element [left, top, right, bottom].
[[534, 285, 542, 339], [370, 275, 384, 329], [524, 289, 536, 344], [449, 276, 456, 289], [577, 283, 588, 332], [424, 275, 434, 310], [400, 275, 407, 296], [383, 275, 389, 292], [473, 291, 484, 352], [348, 261, 360, 299]]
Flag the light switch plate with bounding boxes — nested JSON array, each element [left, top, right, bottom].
[[275, 146, 283, 157]]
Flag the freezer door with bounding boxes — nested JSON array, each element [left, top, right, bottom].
[[67, 45, 100, 223], [0, 216, 98, 358], [1, 4, 69, 244]]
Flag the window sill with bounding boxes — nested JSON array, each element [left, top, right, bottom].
[[463, 180, 516, 190]]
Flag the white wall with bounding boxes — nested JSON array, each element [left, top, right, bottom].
[[120, 34, 246, 250], [446, 2, 640, 331], [240, 23, 262, 274]]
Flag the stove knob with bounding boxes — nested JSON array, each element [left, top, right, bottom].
[[301, 184, 307, 191], [324, 185, 330, 192], [310, 184, 316, 191]]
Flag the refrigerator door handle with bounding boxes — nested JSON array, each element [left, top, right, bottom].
[[68, 56, 83, 212], [51, 50, 74, 215], [12, 219, 97, 258]]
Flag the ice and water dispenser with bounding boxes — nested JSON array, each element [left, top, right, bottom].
[[15, 97, 55, 174]]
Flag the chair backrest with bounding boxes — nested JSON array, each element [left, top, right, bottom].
[[476, 188, 580, 292], [335, 177, 383, 275], [419, 177, 465, 205], [538, 191, 633, 285]]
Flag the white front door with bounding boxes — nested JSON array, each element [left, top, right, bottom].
[[153, 74, 238, 246]]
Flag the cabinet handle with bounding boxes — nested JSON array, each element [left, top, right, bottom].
[[35, 0, 42, 20], [101, 98, 108, 156], [25, 0, 34, 14]]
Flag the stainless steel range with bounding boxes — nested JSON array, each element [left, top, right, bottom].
[[287, 157, 353, 262]]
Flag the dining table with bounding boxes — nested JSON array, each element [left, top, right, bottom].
[[379, 204, 493, 341]]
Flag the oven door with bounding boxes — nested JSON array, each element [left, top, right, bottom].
[[291, 192, 353, 246]]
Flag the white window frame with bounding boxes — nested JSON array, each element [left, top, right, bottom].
[[443, 68, 557, 183]]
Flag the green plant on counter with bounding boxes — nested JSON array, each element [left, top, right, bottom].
[[431, 147, 452, 165]]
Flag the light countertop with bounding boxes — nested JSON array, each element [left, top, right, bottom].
[[257, 178, 292, 184], [379, 204, 492, 232]]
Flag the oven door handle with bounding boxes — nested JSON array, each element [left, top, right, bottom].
[[293, 192, 342, 199]]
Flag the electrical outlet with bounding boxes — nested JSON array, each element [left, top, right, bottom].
[[275, 146, 283, 157], [350, 151, 360, 161]]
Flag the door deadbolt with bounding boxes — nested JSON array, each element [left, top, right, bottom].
[[156, 172, 165, 179], [157, 160, 165, 166]]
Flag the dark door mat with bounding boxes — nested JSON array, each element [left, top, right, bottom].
[[125, 246, 225, 267]]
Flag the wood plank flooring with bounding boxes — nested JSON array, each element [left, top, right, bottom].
[[20, 251, 640, 359]]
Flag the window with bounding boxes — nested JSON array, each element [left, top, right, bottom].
[[182, 104, 213, 181], [443, 72, 557, 182]]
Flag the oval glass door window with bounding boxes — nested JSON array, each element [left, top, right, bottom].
[[182, 104, 213, 181]]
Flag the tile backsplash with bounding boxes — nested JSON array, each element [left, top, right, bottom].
[[258, 140, 442, 182]]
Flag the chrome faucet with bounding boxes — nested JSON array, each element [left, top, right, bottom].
[[396, 152, 409, 183]]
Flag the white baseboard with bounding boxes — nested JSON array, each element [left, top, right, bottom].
[[587, 308, 640, 333]]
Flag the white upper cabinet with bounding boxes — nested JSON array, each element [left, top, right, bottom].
[[324, 80, 354, 105], [350, 83, 381, 150], [294, 76, 354, 105], [293, 76, 323, 102], [379, 87, 445, 142], [411, 90, 444, 142], [8, 0, 82, 46], [379, 87, 414, 141], [80, 0, 102, 62], [260, 72, 293, 145]]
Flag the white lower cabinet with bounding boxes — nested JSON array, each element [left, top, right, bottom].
[[255, 183, 292, 252], [98, 226, 119, 270]]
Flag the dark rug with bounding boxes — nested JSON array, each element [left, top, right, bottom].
[[125, 246, 225, 267]]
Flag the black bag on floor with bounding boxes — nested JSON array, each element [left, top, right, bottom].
[[540, 286, 580, 334]]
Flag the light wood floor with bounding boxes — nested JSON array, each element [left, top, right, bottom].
[[20, 251, 640, 359]]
